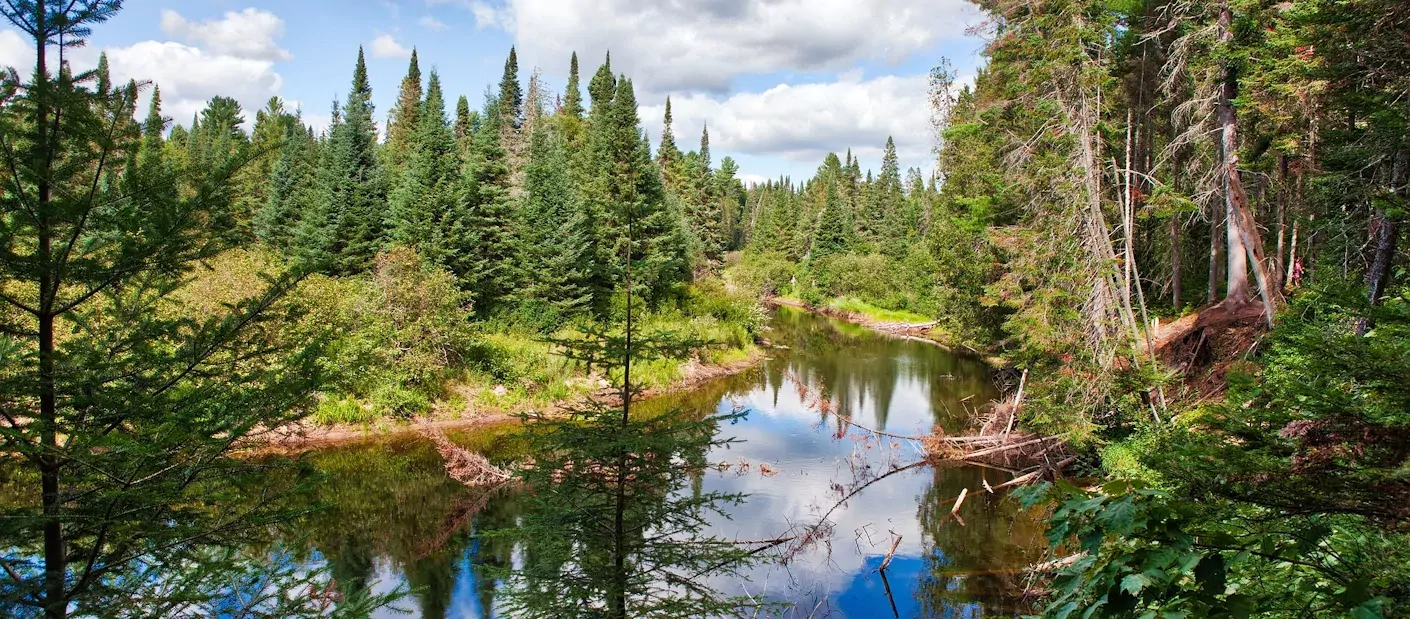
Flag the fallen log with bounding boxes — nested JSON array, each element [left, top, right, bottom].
[[960, 435, 1058, 460]]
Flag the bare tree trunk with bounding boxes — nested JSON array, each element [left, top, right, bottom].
[[1217, 4, 1277, 323], [1358, 150, 1406, 335], [1171, 214, 1182, 308], [1208, 201, 1224, 304]]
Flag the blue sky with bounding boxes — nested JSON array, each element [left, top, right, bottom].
[[0, 0, 988, 184]]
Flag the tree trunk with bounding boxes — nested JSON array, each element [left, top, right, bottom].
[[32, 12, 68, 618], [1217, 4, 1277, 323], [1358, 150, 1406, 335], [1171, 214, 1182, 308], [1208, 201, 1224, 304]]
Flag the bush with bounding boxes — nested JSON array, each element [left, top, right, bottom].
[[730, 251, 796, 297]]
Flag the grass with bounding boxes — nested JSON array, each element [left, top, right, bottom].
[[828, 296, 935, 324]]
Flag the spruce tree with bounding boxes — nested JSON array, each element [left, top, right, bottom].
[[812, 177, 850, 260], [387, 70, 459, 263], [299, 48, 387, 274], [498, 46, 523, 128], [875, 135, 908, 254], [562, 51, 584, 118], [609, 78, 689, 302], [686, 123, 724, 260], [256, 122, 319, 250], [445, 96, 518, 312], [521, 124, 595, 314], [386, 49, 424, 166], [657, 96, 684, 193], [137, 84, 166, 172]]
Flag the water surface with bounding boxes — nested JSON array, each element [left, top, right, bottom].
[[282, 308, 1044, 617]]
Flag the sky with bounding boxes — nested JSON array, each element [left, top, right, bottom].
[[0, 0, 989, 184]]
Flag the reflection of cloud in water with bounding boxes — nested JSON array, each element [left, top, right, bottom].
[[293, 309, 1033, 618]]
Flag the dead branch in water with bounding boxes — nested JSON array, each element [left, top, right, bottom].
[[422, 426, 516, 487], [878, 531, 903, 572]]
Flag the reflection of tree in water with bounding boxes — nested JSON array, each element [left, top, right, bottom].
[[915, 465, 1047, 616], [760, 309, 998, 432], [278, 438, 525, 617], [496, 395, 765, 618]]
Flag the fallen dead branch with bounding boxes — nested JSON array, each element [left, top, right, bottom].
[[422, 426, 516, 487], [878, 532, 903, 572]]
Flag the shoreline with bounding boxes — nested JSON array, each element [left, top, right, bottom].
[[254, 346, 770, 453], [766, 297, 1008, 367]]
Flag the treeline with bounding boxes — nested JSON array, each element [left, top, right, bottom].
[[142, 46, 747, 324]]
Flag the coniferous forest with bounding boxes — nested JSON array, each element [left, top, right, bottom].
[[2, 0, 1408, 617]]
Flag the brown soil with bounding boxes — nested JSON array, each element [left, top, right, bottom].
[[1147, 301, 1270, 399]]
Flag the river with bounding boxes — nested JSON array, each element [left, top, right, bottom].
[[278, 307, 1045, 617]]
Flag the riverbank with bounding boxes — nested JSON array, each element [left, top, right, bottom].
[[255, 345, 769, 452], [766, 296, 1008, 366]]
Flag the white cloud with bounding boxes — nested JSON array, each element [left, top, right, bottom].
[[644, 74, 937, 174], [104, 41, 283, 127], [0, 28, 32, 71], [418, 15, 448, 31], [469, 1, 511, 30], [473, 0, 979, 95], [159, 8, 292, 62], [370, 34, 413, 59], [2, 7, 289, 132]]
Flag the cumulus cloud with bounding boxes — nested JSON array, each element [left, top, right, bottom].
[[370, 33, 413, 59], [471, 0, 979, 95], [2, 8, 290, 132], [160, 8, 292, 62], [642, 74, 938, 174], [105, 41, 283, 126]]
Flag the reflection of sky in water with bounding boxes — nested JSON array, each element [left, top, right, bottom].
[[312, 309, 1040, 618]]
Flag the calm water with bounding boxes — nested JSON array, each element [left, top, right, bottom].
[[282, 307, 1044, 617]]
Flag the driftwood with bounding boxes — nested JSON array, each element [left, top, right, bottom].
[[878, 532, 903, 572]]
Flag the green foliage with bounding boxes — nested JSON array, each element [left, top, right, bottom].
[[1018, 479, 1403, 618], [296, 48, 387, 274]]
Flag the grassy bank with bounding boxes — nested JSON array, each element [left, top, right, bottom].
[[183, 248, 766, 431]]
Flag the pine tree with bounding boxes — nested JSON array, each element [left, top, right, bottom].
[[686, 123, 723, 260], [298, 48, 387, 274], [137, 84, 166, 172], [874, 136, 908, 254], [385, 49, 424, 166], [256, 122, 318, 250]]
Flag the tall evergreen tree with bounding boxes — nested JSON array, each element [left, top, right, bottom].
[[298, 47, 386, 274], [811, 177, 850, 260], [387, 70, 460, 263], [446, 96, 518, 311], [498, 46, 523, 128], [256, 122, 319, 250], [520, 124, 596, 314], [562, 51, 584, 118], [657, 96, 684, 193], [137, 84, 166, 172], [385, 49, 424, 166]]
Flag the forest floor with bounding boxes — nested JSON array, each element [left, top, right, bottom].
[[767, 296, 1008, 366], [254, 347, 769, 452]]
